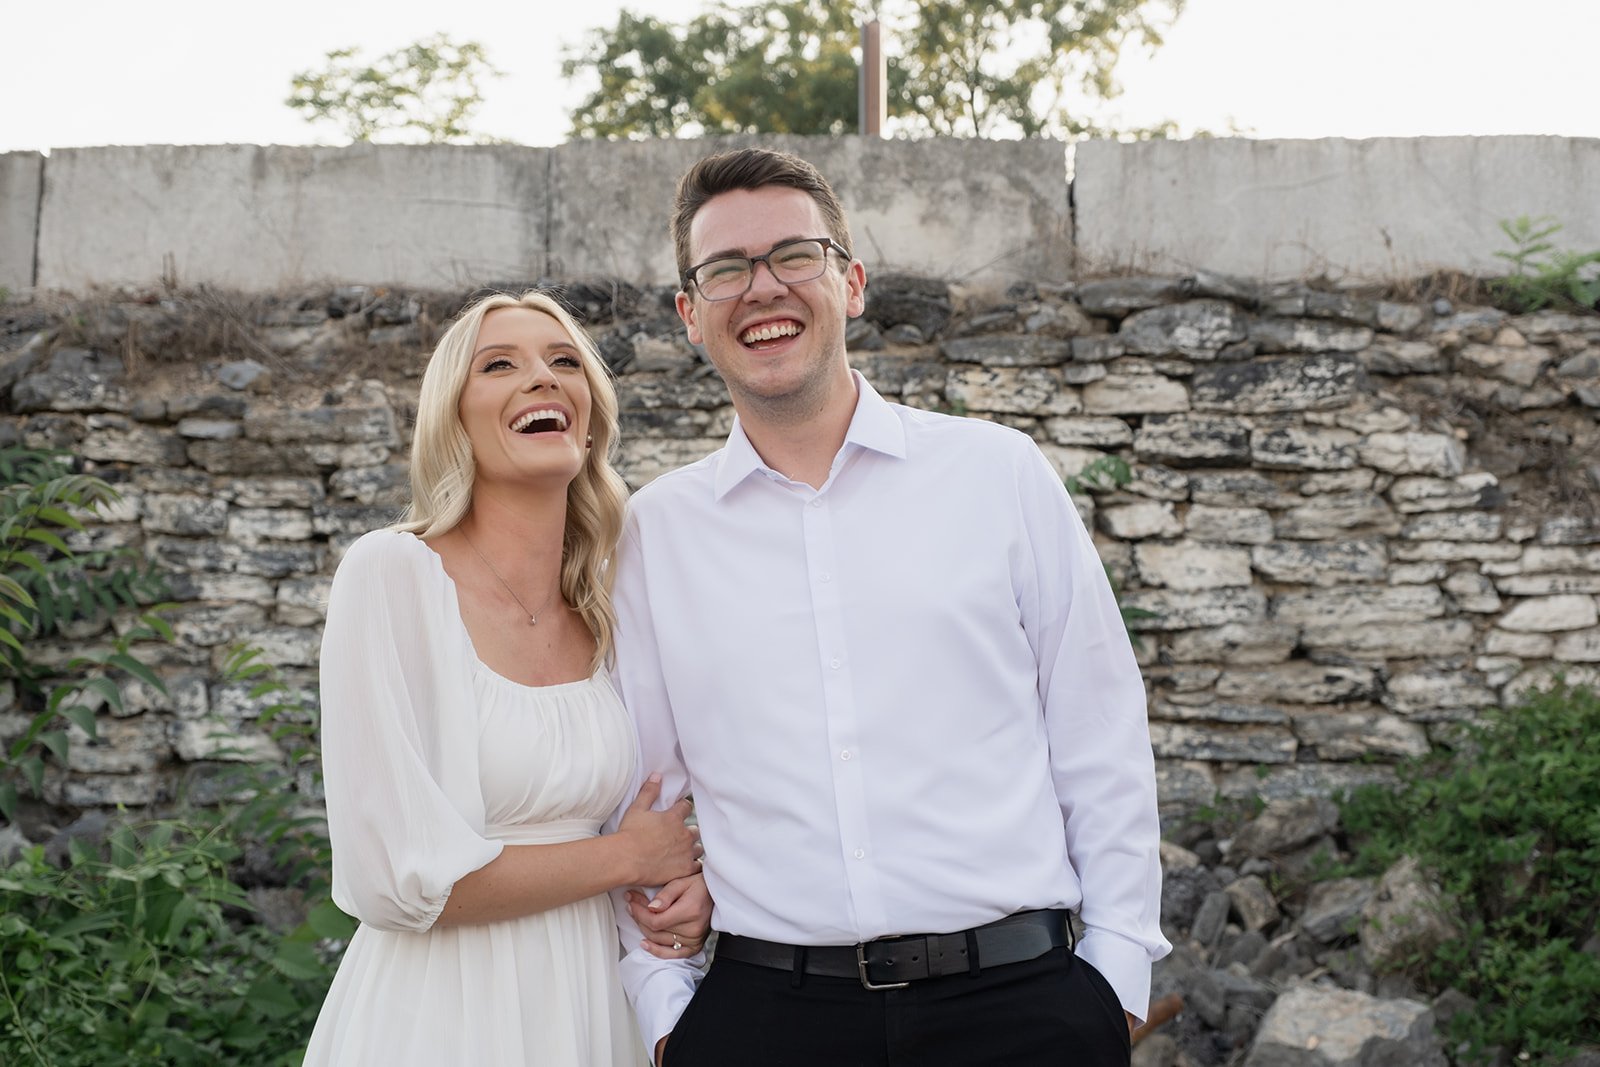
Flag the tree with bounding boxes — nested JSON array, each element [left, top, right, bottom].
[[286, 34, 500, 144], [563, 2, 860, 138], [562, 0, 1184, 140]]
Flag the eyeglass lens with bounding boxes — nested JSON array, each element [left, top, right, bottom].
[[694, 239, 830, 300]]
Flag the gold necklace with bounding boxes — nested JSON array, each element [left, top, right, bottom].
[[460, 530, 561, 626]]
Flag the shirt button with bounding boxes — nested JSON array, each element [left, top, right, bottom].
[[830, 658, 841, 670], [819, 572, 832, 583], [840, 749, 852, 761], [810, 499, 823, 508], [853, 848, 865, 860]]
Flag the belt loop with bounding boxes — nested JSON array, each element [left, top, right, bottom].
[[1065, 912, 1077, 953], [964, 928, 981, 978], [791, 945, 807, 989]]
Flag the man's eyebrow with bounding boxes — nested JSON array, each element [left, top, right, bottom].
[[696, 235, 814, 262]]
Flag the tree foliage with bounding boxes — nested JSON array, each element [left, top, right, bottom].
[[286, 34, 500, 144], [563, 0, 1184, 139]]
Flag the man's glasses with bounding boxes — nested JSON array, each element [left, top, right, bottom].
[[682, 237, 849, 302]]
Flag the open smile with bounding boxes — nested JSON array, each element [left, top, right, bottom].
[[508, 404, 571, 435], [738, 318, 804, 350]]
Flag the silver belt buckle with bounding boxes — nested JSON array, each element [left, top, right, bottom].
[[856, 942, 910, 991]]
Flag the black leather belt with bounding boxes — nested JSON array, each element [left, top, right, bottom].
[[715, 909, 1073, 991]]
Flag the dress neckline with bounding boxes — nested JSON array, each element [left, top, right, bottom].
[[391, 530, 603, 693]]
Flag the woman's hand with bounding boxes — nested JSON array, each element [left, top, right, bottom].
[[628, 871, 712, 959], [617, 774, 701, 887]]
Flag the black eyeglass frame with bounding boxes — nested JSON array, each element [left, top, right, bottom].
[[681, 237, 852, 301]]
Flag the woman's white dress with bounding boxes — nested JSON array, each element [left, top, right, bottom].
[[302, 530, 645, 1066]]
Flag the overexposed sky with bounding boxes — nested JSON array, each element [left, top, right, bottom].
[[2, 0, 1595, 154]]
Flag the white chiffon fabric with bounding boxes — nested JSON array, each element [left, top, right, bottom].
[[302, 530, 645, 1066]]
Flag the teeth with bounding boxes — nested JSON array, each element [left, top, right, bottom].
[[740, 321, 801, 345], [510, 408, 568, 432]]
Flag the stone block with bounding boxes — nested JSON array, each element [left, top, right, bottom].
[[1249, 426, 1358, 470], [1042, 416, 1132, 448], [1219, 763, 1397, 804], [1361, 857, 1460, 972], [1274, 493, 1400, 540], [1301, 618, 1476, 660], [1133, 414, 1249, 466], [148, 536, 322, 578], [143, 493, 229, 536], [276, 577, 333, 627], [1391, 540, 1521, 563], [1399, 512, 1503, 542], [1276, 588, 1448, 629], [1122, 587, 1268, 631], [1554, 628, 1600, 661], [1356, 432, 1466, 476], [944, 366, 1080, 415], [1081, 374, 1189, 415], [77, 414, 188, 465], [1442, 570, 1502, 612], [11, 348, 134, 414], [1098, 501, 1182, 540], [1387, 475, 1496, 514], [1165, 622, 1298, 665], [1074, 277, 1186, 315], [1216, 664, 1377, 705], [1225, 875, 1280, 932], [1300, 878, 1375, 943], [249, 626, 323, 668], [1133, 542, 1253, 590], [1186, 505, 1274, 545], [1192, 355, 1359, 413], [228, 507, 314, 544], [1118, 300, 1248, 358], [940, 336, 1072, 367], [1190, 470, 1297, 509], [172, 720, 282, 763], [1248, 317, 1373, 353], [1293, 707, 1431, 760], [1458, 342, 1552, 386], [1384, 671, 1497, 717], [1244, 985, 1445, 1067], [1149, 722, 1296, 763], [1495, 573, 1600, 595], [1361, 339, 1446, 374], [1497, 594, 1598, 632], [328, 463, 412, 506], [1251, 540, 1387, 586]]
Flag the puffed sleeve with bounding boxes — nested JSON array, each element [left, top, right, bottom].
[[319, 531, 504, 932]]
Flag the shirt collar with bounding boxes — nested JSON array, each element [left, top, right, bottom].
[[712, 370, 907, 501]]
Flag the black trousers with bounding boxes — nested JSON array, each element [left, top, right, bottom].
[[661, 946, 1131, 1066]]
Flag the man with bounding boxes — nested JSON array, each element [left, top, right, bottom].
[[610, 147, 1169, 1066]]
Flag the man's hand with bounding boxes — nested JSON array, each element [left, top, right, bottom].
[[628, 872, 712, 958], [655, 1034, 669, 1066]]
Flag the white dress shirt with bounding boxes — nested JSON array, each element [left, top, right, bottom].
[[610, 373, 1169, 1050]]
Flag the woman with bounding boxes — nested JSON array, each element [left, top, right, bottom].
[[303, 291, 708, 1065]]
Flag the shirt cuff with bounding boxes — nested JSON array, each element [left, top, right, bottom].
[[1075, 927, 1152, 1024], [622, 950, 701, 1053]]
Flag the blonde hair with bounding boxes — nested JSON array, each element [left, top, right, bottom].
[[396, 290, 630, 670]]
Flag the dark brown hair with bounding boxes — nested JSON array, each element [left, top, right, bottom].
[[671, 147, 853, 281]]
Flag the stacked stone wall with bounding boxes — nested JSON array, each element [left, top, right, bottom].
[[1, 275, 1597, 819]]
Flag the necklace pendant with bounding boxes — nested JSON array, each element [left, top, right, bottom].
[[528, 616, 538, 625]]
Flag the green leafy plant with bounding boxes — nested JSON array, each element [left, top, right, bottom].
[[0, 447, 173, 820], [1491, 215, 1600, 313], [1339, 682, 1600, 1061], [0, 817, 339, 1065]]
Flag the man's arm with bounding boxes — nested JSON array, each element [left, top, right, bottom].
[[608, 512, 703, 1053], [1015, 444, 1171, 1024]]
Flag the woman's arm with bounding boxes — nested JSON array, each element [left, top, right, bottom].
[[435, 776, 700, 927]]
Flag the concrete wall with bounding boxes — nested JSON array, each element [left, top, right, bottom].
[[1075, 136, 1600, 280], [0, 152, 43, 292], [35, 144, 550, 291], [28, 137, 1069, 292], [8, 136, 1600, 292]]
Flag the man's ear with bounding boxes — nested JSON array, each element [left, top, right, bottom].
[[845, 260, 867, 319], [675, 290, 703, 346]]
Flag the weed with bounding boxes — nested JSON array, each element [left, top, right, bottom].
[[1491, 216, 1600, 313]]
